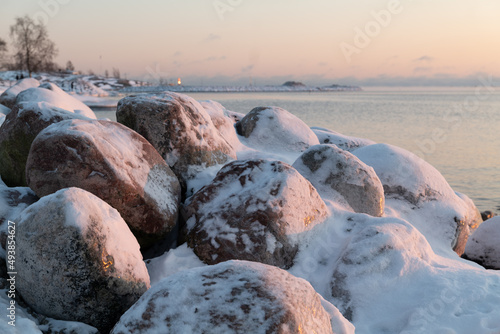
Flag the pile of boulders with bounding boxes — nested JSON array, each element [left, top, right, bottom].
[[0, 78, 495, 333]]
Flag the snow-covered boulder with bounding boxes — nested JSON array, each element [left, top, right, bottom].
[[353, 143, 453, 205], [183, 159, 328, 269], [0, 78, 40, 108], [26, 119, 181, 249], [112, 260, 353, 334], [330, 218, 434, 322], [463, 216, 500, 269], [0, 102, 91, 186], [293, 144, 384, 216], [16, 83, 96, 119], [16, 188, 150, 333], [235, 106, 320, 153], [312, 127, 375, 152], [116, 92, 236, 191], [353, 143, 482, 255], [323, 215, 500, 333], [200, 100, 241, 151]]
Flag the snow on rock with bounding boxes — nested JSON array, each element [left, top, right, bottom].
[[293, 144, 385, 217], [353, 143, 455, 205], [317, 215, 500, 333], [0, 101, 91, 186], [37, 319, 98, 334], [182, 159, 328, 269], [353, 143, 482, 255], [0, 104, 10, 127], [235, 106, 320, 154], [0, 184, 38, 255], [16, 82, 96, 119], [111, 260, 352, 334], [0, 78, 40, 108], [62, 78, 110, 97], [463, 216, 500, 269], [16, 188, 150, 333], [0, 287, 41, 333], [26, 119, 181, 250], [330, 218, 434, 321], [200, 100, 241, 151], [0, 104, 10, 115], [312, 127, 376, 152], [0, 181, 38, 231], [116, 92, 236, 191], [146, 243, 206, 286]]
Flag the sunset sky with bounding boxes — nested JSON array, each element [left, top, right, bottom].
[[1, 0, 499, 85]]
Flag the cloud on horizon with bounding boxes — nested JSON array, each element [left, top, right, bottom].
[[414, 55, 434, 62]]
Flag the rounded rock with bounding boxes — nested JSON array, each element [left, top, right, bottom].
[[26, 119, 181, 249], [16, 188, 150, 332], [235, 106, 319, 153], [183, 159, 328, 269], [112, 260, 339, 334], [293, 144, 385, 216]]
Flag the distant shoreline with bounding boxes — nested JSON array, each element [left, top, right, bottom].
[[120, 85, 362, 94]]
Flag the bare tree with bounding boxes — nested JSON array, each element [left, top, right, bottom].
[[66, 60, 75, 71], [0, 38, 7, 69], [10, 15, 58, 77], [112, 67, 120, 79], [104, 69, 109, 78]]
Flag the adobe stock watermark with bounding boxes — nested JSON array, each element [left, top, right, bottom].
[[6, 220, 17, 327], [33, 0, 73, 26], [340, 0, 408, 64], [144, 63, 170, 86], [213, 0, 243, 21]]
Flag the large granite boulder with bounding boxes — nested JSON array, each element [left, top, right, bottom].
[[16, 82, 96, 119], [26, 119, 181, 249], [16, 188, 150, 333], [0, 101, 91, 187], [112, 260, 354, 334], [312, 127, 375, 152], [463, 216, 500, 269], [0, 78, 40, 108], [116, 92, 236, 190], [293, 144, 384, 216], [353, 143, 482, 255], [183, 159, 328, 269], [235, 106, 319, 153]]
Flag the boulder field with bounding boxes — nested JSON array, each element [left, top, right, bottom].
[[0, 85, 497, 333]]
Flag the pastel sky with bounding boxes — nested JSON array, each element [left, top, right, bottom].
[[1, 0, 499, 85]]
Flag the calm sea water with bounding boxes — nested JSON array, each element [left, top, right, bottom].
[[95, 88, 500, 212]]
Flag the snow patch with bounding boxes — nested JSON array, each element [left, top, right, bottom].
[[16, 84, 96, 119]]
